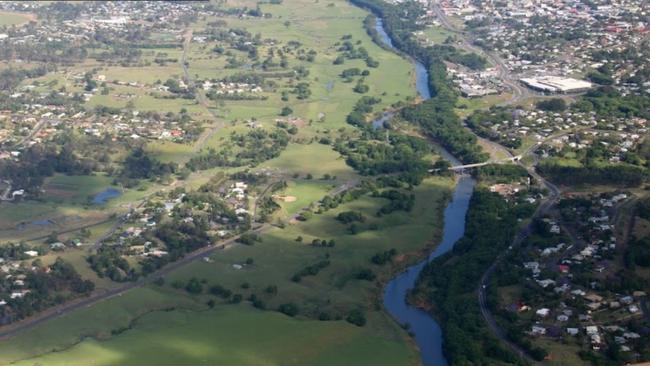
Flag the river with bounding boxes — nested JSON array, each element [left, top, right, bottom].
[[375, 17, 477, 366]]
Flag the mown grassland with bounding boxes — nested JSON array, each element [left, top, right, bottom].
[[10, 306, 419, 366]]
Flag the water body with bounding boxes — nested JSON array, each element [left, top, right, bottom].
[[16, 219, 54, 231], [92, 188, 122, 204], [371, 111, 395, 129], [375, 17, 476, 366]]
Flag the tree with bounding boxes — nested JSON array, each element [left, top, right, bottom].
[[536, 98, 567, 112], [336, 211, 365, 224], [278, 303, 299, 317], [185, 277, 203, 294], [346, 309, 366, 326], [280, 106, 293, 116]]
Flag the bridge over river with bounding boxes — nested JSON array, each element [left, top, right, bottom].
[[444, 155, 523, 172]]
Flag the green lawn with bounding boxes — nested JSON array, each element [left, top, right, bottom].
[[0, 287, 202, 364], [42, 174, 115, 205], [256, 143, 358, 182], [11, 306, 418, 366], [274, 179, 334, 217], [421, 25, 455, 44]]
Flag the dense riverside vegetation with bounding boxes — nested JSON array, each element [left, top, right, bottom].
[[411, 189, 534, 365], [402, 99, 488, 163], [351, 0, 488, 164], [538, 162, 647, 187], [335, 132, 431, 185]]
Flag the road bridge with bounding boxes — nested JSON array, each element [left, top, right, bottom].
[[447, 155, 522, 171]]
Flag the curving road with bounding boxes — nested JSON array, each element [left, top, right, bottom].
[[431, 3, 531, 106], [430, 3, 567, 362], [475, 140, 560, 364]]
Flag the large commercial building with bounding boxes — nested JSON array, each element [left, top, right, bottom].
[[520, 76, 593, 93]]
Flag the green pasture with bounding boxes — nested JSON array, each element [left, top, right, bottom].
[[168, 176, 453, 313], [256, 142, 357, 181], [11, 306, 418, 366]]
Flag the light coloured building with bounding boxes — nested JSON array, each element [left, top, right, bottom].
[[520, 76, 592, 93]]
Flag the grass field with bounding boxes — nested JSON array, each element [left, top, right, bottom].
[[0, 287, 202, 364], [256, 143, 358, 182], [455, 93, 512, 118], [534, 339, 587, 366], [11, 306, 418, 366], [42, 174, 115, 205], [184, 0, 416, 134], [0, 11, 34, 26], [421, 25, 455, 44], [167, 176, 453, 313], [273, 179, 334, 217]]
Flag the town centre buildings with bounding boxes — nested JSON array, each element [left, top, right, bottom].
[[520, 76, 593, 93]]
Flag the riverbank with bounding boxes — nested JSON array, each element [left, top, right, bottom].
[[409, 188, 532, 365], [370, 10, 480, 366]]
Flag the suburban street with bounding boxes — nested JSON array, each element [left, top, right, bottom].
[[474, 133, 561, 364]]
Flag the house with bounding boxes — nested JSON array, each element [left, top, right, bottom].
[[586, 302, 602, 311], [536, 308, 550, 317], [584, 293, 603, 303], [558, 264, 570, 273], [537, 279, 555, 288], [531, 325, 546, 335], [571, 289, 586, 296], [50, 242, 66, 250], [10, 290, 30, 299], [550, 224, 560, 234], [623, 332, 640, 339], [149, 250, 168, 257], [567, 328, 579, 336], [620, 295, 634, 305]]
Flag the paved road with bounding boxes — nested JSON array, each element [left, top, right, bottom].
[[431, 3, 532, 106], [474, 138, 559, 364], [477, 159, 558, 365]]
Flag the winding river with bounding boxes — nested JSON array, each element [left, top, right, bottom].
[[375, 18, 477, 366]]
